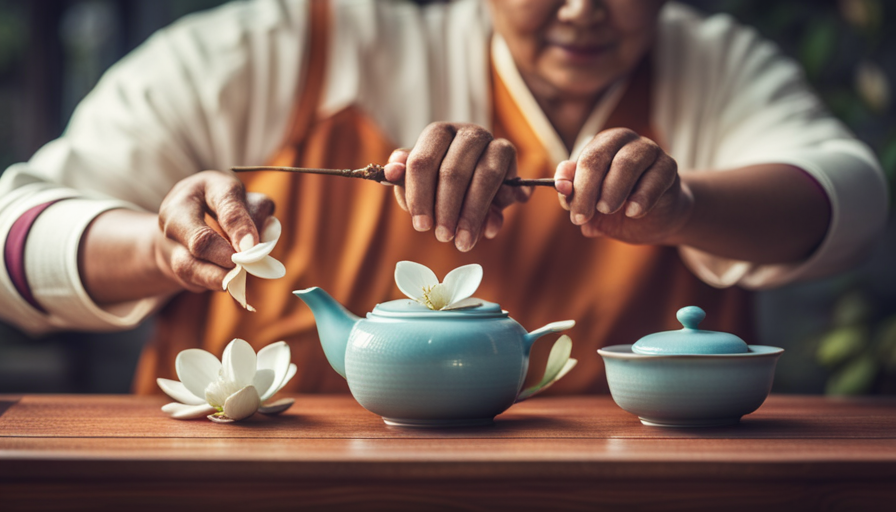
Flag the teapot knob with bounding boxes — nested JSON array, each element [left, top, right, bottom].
[[676, 306, 706, 330]]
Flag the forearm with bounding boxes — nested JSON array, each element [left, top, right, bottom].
[[668, 164, 831, 264], [78, 209, 182, 305]]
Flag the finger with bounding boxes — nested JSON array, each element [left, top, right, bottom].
[[246, 192, 275, 231], [435, 126, 492, 242], [491, 141, 527, 209], [570, 128, 638, 225], [204, 173, 259, 252], [455, 138, 513, 252], [169, 245, 231, 292], [406, 123, 455, 232], [625, 153, 678, 218], [554, 160, 576, 210], [159, 186, 235, 269], [384, 148, 410, 185], [393, 181, 408, 212], [581, 220, 604, 238], [597, 140, 659, 214], [484, 205, 504, 239], [388, 148, 410, 164]]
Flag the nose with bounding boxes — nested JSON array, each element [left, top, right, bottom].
[[557, 0, 607, 26]]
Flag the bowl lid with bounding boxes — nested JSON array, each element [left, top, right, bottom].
[[631, 306, 749, 355], [370, 298, 507, 319]]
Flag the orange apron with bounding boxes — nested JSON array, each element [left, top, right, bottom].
[[135, 1, 752, 395]]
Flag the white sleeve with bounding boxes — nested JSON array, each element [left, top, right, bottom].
[[0, 0, 308, 335], [655, 4, 889, 290]]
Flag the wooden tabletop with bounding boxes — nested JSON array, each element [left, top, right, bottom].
[[2, 394, 896, 511]]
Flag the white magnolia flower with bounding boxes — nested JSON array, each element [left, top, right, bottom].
[[223, 216, 287, 311], [516, 335, 577, 402], [157, 339, 298, 422], [395, 261, 484, 311]]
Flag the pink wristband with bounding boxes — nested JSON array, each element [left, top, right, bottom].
[[4, 200, 64, 313]]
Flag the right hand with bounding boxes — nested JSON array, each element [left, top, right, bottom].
[[155, 170, 274, 292], [382, 122, 531, 252]]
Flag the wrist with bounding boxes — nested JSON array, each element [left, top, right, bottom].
[[657, 175, 699, 247]]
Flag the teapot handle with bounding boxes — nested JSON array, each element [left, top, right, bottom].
[[524, 320, 575, 354]]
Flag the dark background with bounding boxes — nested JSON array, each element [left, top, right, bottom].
[[0, 0, 894, 395]]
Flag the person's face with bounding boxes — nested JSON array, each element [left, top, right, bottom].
[[488, 0, 664, 99]]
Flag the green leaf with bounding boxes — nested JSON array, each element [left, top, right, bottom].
[[816, 326, 867, 367], [833, 291, 872, 326], [799, 18, 838, 79], [874, 316, 896, 370], [825, 354, 878, 395]]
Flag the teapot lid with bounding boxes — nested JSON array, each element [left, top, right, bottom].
[[370, 299, 507, 319], [631, 306, 749, 355]]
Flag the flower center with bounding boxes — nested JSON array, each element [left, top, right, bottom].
[[419, 284, 450, 310]]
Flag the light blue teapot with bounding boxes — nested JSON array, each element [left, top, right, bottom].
[[294, 262, 576, 427]]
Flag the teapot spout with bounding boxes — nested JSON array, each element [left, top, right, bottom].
[[524, 320, 576, 354], [293, 287, 360, 379]]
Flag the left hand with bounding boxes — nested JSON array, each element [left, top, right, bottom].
[[555, 128, 693, 245]]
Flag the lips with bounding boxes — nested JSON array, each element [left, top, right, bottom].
[[547, 40, 616, 63]]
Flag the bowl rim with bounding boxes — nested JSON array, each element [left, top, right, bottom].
[[598, 344, 783, 359]]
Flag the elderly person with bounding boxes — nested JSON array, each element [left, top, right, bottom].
[[0, 0, 887, 394]]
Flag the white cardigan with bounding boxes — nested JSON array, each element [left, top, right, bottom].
[[0, 0, 887, 335]]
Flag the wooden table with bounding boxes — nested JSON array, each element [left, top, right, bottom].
[[1, 394, 895, 511]]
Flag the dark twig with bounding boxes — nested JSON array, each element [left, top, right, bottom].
[[231, 164, 556, 188]]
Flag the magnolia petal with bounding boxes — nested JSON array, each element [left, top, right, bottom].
[[442, 297, 483, 311], [267, 363, 298, 399], [225, 267, 256, 312], [204, 379, 230, 409], [442, 264, 483, 305], [222, 265, 243, 291], [257, 342, 292, 401], [516, 335, 574, 402], [222, 338, 257, 389], [241, 255, 286, 279], [232, 240, 277, 265], [258, 397, 295, 415], [175, 349, 222, 400], [157, 378, 205, 405], [163, 402, 217, 420], [208, 414, 235, 423], [395, 261, 439, 300], [223, 385, 260, 421], [260, 216, 282, 243], [426, 283, 452, 310], [252, 368, 276, 399]]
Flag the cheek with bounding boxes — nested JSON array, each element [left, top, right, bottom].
[[604, 0, 664, 33], [490, 0, 563, 73]]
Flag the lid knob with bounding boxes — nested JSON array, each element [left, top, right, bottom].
[[631, 305, 750, 355], [677, 306, 706, 330]]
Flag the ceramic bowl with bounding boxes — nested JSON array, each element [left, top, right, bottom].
[[598, 344, 783, 427]]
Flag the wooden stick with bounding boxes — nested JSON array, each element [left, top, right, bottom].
[[231, 165, 556, 188]]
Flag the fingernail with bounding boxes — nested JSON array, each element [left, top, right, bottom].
[[412, 215, 432, 232], [625, 202, 642, 218], [456, 229, 473, 252], [573, 213, 587, 225], [597, 201, 610, 214], [238, 234, 254, 252], [435, 225, 454, 242]]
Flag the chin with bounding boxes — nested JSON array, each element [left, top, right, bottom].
[[544, 69, 619, 99]]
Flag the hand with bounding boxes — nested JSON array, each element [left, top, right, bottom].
[[383, 122, 531, 252], [155, 170, 274, 292], [554, 128, 692, 245]]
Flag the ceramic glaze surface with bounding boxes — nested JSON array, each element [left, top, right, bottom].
[[632, 306, 749, 355], [346, 316, 529, 422], [599, 345, 783, 427], [293, 287, 575, 427]]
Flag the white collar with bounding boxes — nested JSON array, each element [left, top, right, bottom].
[[491, 34, 628, 167]]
